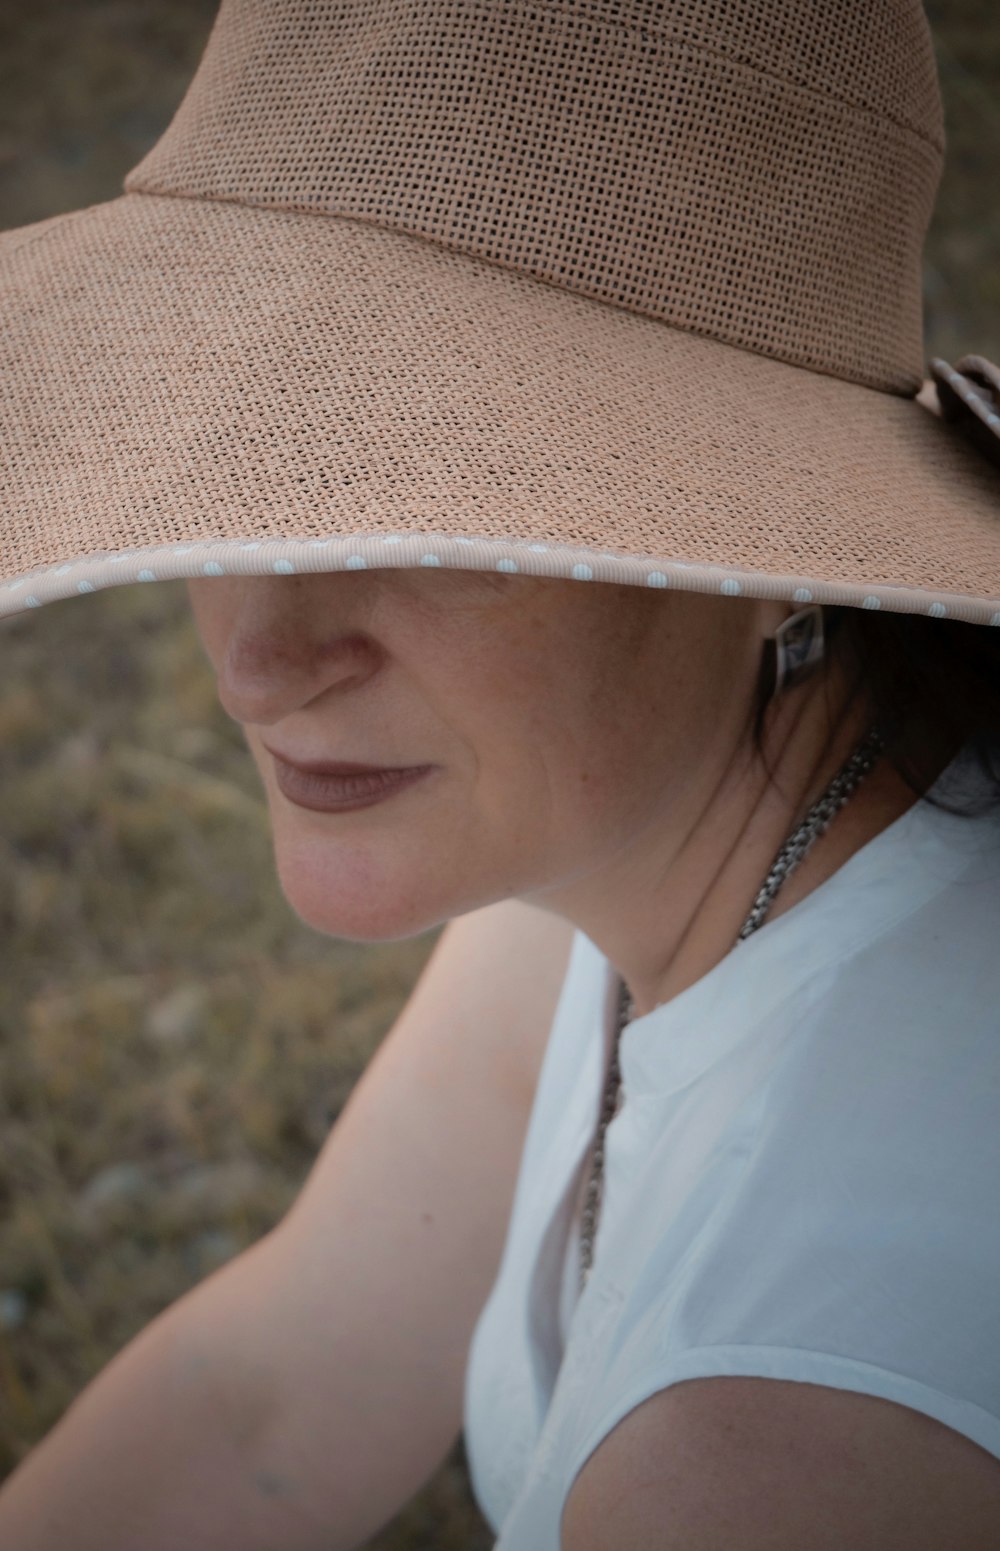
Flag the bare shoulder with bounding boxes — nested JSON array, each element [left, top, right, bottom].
[[561, 1376, 1000, 1550]]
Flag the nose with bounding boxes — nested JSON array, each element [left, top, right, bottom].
[[212, 577, 385, 726]]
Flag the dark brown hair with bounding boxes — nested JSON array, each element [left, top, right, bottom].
[[755, 608, 1000, 817]]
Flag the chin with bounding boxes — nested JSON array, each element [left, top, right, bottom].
[[270, 824, 448, 943]]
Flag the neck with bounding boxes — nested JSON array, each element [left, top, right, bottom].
[[535, 675, 951, 1022]]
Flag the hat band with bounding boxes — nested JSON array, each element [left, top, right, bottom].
[[125, 0, 942, 394]]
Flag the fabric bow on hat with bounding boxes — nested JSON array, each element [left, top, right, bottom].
[[930, 356, 1000, 470]]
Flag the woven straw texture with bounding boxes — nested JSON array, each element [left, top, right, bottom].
[[2, 0, 999, 622]]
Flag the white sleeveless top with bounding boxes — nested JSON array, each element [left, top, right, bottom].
[[464, 754, 1000, 1548]]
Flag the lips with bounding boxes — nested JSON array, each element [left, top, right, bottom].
[[263, 744, 435, 813], [261, 744, 412, 776]]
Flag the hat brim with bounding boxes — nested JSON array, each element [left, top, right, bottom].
[[2, 190, 999, 623]]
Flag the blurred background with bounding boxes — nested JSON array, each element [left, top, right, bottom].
[[0, 2, 996, 1545]]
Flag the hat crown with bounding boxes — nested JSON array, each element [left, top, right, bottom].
[[126, 0, 944, 394]]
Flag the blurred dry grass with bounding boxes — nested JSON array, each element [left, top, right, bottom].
[[0, 2, 996, 1547], [0, 581, 488, 1546]]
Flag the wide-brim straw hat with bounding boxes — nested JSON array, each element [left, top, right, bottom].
[[2, 0, 999, 625]]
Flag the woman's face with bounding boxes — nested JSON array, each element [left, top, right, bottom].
[[185, 567, 769, 942]]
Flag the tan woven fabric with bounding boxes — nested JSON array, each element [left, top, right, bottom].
[[1, 0, 999, 622]]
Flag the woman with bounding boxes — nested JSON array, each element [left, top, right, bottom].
[[1, 1, 1000, 1547]]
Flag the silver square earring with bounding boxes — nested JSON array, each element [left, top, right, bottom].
[[770, 604, 825, 698]]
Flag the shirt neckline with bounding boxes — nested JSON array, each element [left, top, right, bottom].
[[614, 745, 1000, 1096]]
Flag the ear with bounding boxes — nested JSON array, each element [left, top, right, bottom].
[[753, 599, 797, 658]]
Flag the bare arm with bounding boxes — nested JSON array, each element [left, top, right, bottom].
[[0, 898, 574, 1551]]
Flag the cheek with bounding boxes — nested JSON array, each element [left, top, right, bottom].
[[514, 622, 706, 836], [450, 640, 635, 842]]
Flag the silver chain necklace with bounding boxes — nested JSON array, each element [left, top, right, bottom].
[[578, 724, 886, 1292]]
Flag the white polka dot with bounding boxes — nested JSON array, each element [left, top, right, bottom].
[[174, 547, 194, 556], [273, 558, 295, 575], [990, 611, 1000, 627], [496, 559, 519, 573], [310, 537, 333, 547], [109, 554, 131, 566], [529, 544, 549, 553], [54, 565, 73, 576], [6, 579, 25, 591], [720, 579, 742, 596], [927, 602, 947, 618], [26, 596, 40, 608], [203, 561, 225, 577], [421, 553, 441, 566], [77, 580, 95, 594], [571, 564, 593, 581], [240, 541, 261, 551], [792, 587, 813, 604], [862, 595, 881, 610], [646, 571, 668, 588], [137, 569, 156, 582], [454, 537, 475, 546], [346, 555, 368, 570], [382, 535, 403, 545]]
